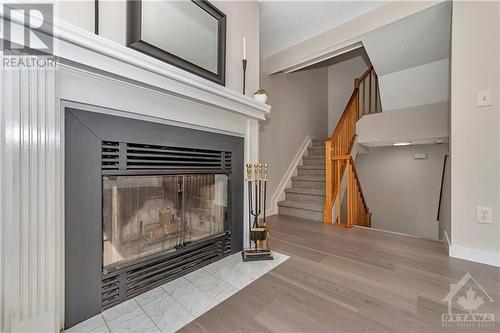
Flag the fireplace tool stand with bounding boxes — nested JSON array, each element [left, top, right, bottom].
[[242, 163, 273, 262]]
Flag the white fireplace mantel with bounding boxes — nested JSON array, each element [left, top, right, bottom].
[[51, 18, 270, 120], [0, 16, 268, 333], [6, 14, 271, 120]]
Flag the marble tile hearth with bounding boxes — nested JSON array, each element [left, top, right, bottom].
[[66, 252, 289, 333]]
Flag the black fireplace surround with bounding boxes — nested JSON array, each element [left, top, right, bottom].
[[65, 109, 244, 328]]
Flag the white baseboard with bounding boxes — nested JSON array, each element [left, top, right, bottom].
[[355, 225, 442, 242], [11, 311, 57, 333], [449, 244, 500, 267], [266, 206, 278, 217], [443, 230, 450, 254], [268, 135, 311, 217]]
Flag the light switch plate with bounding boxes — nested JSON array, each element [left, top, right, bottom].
[[476, 207, 492, 224], [413, 153, 427, 160], [477, 89, 493, 107]]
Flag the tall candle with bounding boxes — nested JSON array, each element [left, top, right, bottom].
[[243, 36, 246, 60]]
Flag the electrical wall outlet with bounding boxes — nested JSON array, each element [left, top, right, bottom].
[[476, 207, 492, 224]]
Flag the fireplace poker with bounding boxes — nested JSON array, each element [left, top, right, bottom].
[[263, 164, 268, 224], [242, 163, 273, 262]]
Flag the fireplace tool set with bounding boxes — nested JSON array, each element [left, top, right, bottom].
[[242, 163, 274, 262]]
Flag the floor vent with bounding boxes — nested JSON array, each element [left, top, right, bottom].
[[101, 274, 120, 307]]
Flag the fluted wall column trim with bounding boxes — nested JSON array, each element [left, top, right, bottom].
[[0, 55, 60, 333]]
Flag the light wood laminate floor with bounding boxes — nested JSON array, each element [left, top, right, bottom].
[[180, 215, 500, 333]]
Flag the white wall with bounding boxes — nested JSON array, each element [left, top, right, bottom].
[[378, 59, 450, 111], [260, 68, 329, 211], [356, 144, 449, 239], [96, 0, 126, 44], [450, 1, 500, 266], [55, 0, 260, 97], [357, 102, 449, 147], [328, 54, 369, 134], [55, 0, 95, 32], [214, 1, 260, 97]]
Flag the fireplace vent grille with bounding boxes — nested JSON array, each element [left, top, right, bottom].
[[126, 143, 228, 171], [101, 141, 120, 170], [224, 152, 232, 171], [101, 274, 120, 306], [101, 233, 231, 309], [101, 141, 231, 173]]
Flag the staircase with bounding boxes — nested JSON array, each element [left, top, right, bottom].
[[277, 138, 328, 222], [278, 66, 382, 226], [323, 66, 381, 227]]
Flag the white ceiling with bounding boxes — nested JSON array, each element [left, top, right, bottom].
[[260, 1, 388, 57], [362, 1, 452, 75]]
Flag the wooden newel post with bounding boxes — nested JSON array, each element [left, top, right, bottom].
[[336, 159, 342, 226], [324, 140, 332, 224], [346, 160, 353, 228]]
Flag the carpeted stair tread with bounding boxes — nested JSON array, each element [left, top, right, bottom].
[[285, 187, 325, 196], [277, 200, 323, 212], [291, 175, 325, 182], [298, 165, 325, 170]]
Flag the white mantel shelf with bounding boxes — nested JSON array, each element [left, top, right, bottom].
[[4, 14, 271, 120], [54, 17, 270, 120]]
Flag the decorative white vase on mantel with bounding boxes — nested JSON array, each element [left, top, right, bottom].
[[253, 90, 268, 104]]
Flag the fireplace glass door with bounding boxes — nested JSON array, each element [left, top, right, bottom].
[[102, 174, 228, 270]]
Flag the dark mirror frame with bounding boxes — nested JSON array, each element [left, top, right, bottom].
[[126, 0, 226, 85]]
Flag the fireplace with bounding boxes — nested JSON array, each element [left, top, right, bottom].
[[1, 16, 268, 331], [65, 109, 243, 328], [102, 173, 229, 271]]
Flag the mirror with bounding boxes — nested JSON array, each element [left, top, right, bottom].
[[127, 0, 226, 85]]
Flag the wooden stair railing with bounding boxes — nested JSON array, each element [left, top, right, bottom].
[[324, 90, 358, 224], [356, 66, 382, 117], [332, 156, 371, 227], [323, 66, 381, 226]]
